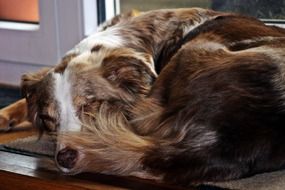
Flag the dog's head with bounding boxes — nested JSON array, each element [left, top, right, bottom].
[[21, 48, 156, 132], [21, 46, 156, 171], [19, 9, 159, 174]]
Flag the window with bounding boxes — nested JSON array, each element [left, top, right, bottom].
[[0, 0, 39, 23], [119, 0, 285, 22], [119, 0, 211, 13], [211, 0, 285, 20]]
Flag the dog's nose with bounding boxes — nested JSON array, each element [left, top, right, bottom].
[[56, 147, 78, 169]]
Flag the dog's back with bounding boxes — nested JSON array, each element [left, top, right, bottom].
[[137, 14, 285, 184]]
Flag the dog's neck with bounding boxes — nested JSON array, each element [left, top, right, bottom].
[[69, 8, 222, 74], [118, 8, 221, 72]]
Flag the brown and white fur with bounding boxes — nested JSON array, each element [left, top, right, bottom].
[[3, 8, 285, 186]]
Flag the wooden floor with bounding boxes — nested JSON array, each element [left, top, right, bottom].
[[0, 123, 196, 190]]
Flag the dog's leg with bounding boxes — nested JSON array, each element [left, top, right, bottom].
[[0, 99, 28, 130]]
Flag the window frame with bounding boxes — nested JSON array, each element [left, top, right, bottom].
[[0, 0, 102, 85], [263, 19, 285, 28]]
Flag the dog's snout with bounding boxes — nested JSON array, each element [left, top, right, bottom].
[[56, 147, 78, 169]]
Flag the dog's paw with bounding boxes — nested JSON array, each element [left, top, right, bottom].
[[0, 114, 8, 127], [0, 99, 28, 131], [0, 113, 14, 131]]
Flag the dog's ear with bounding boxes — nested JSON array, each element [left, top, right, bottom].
[[21, 68, 51, 99], [102, 53, 156, 97], [54, 53, 77, 74], [21, 68, 51, 123]]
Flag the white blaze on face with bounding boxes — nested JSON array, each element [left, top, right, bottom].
[[53, 71, 81, 132]]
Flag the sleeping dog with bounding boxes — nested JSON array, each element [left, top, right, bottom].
[[2, 8, 285, 186]]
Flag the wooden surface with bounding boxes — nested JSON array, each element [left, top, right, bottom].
[[0, 122, 34, 143], [0, 124, 195, 190]]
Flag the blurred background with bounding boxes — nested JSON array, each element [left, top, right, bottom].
[[0, 0, 284, 107]]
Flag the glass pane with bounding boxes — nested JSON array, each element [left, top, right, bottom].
[[120, 0, 211, 13], [212, 0, 285, 20], [0, 0, 39, 23], [120, 0, 285, 20]]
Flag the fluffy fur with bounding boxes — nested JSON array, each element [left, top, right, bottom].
[[2, 8, 285, 186]]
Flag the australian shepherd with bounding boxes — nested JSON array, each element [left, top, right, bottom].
[[1, 8, 285, 186]]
